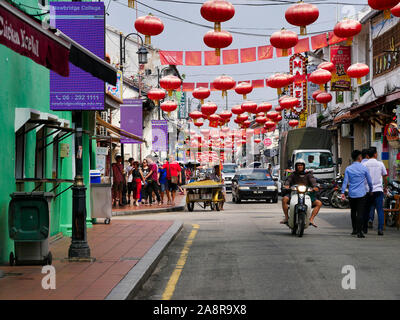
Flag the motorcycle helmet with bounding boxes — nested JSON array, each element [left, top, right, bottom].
[[294, 159, 306, 173]]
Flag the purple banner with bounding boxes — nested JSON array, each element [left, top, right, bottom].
[[121, 99, 143, 144], [49, 2, 105, 110], [152, 120, 168, 152]]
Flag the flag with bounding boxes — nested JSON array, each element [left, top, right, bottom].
[[204, 51, 220, 65], [159, 51, 183, 65], [311, 33, 328, 50], [252, 79, 265, 88], [258, 45, 273, 60], [276, 48, 293, 57], [196, 82, 209, 88], [294, 38, 310, 54], [185, 51, 202, 66], [328, 32, 346, 45], [240, 47, 257, 63], [182, 83, 195, 92], [222, 49, 239, 64]]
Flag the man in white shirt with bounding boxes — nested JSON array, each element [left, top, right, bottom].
[[364, 147, 388, 235]]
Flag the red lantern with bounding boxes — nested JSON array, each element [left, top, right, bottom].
[[318, 61, 335, 73], [369, 0, 399, 19], [189, 111, 204, 125], [267, 111, 279, 121], [160, 75, 182, 96], [203, 30, 233, 56], [309, 68, 332, 91], [237, 114, 249, 122], [160, 101, 178, 116], [275, 114, 283, 123], [285, 2, 319, 35], [192, 87, 210, 104], [312, 89, 324, 100], [279, 96, 299, 110], [221, 127, 230, 133], [234, 118, 242, 125], [147, 88, 166, 105], [315, 92, 332, 109], [241, 101, 258, 115], [201, 129, 210, 136], [264, 121, 276, 130], [267, 73, 293, 95], [201, 102, 218, 117], [209, 114, 221, 127], [333, 19, 362, 45], [194, 119, 204, 127], [255, 116, 267, 124], [200, 0, 235, 31], [134, 15, 164, 45], [346, 63, 370, 85], [257, 102, 273, 114], [213, 75, 236, 97], [242, 120, 251, 128], [391, 3, 400, 16], [219, 110, 232, 121], [231, 104, 244, 115], [270, 28, 298, 57], [275, 105, 283, 112], [235, 82, 253, 100], [254, 138, 262, 144], [289, 119, 299, 128]]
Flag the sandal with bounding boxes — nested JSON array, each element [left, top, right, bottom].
[[280, 219, 289, 225], [309, 222, 318, 228]]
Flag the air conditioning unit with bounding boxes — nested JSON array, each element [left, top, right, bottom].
[[341, 123, 352, 138]]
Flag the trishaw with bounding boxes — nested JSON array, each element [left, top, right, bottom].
[[183, 180, 225, 211]]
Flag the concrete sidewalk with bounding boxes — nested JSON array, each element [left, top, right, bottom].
[[112, 194, 186, 216], [0, 219, 182, 300]]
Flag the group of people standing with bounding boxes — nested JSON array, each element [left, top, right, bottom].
[[341, 147, 388, 238], [111, 154, 183, 207]]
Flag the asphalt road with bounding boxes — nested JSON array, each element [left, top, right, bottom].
[[116, 195, 400, 300]]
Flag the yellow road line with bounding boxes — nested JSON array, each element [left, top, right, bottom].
[[162, 224, 199, 300]]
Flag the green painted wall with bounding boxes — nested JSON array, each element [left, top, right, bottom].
[[0, 0, 94, 264]]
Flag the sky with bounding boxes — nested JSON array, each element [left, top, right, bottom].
[[106, 0, 369, 117]]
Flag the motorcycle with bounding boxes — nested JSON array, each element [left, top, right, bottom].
[[317, 179, 336, 207], [330, 176, 350, 209], [384, 180, 400, 227], [288, 184, 313, 237]]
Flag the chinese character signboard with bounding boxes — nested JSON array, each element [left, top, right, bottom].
[[50, 2, 105, 110], [120, 99, 143, 144], [330, 45, 351, 91], [178, 92, 187, 119], [152, 120, 169, 152]]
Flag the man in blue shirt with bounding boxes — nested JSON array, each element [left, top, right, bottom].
[[341, 150, 373, 238]]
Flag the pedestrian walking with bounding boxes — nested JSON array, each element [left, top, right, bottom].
[[341, 150, 373, 238], [131, 161, 144, 206], [112, 155, 125, 207], [125, 157, 135, 205], [141, 159, 150, 205], [143, 156, 161, 206], [163, 155, 182, 206], [364, 147, 388, 235], [158, 160, 170, 204]]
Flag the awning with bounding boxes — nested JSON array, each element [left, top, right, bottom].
[[96, 114, 145, 143], [333, 111, 359, 124], [350, 90, 400, 115], [0, 1, 117, 85]]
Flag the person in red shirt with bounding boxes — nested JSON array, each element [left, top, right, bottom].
[[163, 155, 182, 206]]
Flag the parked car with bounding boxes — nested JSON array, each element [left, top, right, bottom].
[[222, 163, 238, 191], [232, 168, 278, 203]]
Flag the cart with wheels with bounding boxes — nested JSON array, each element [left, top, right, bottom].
[[183, 180, 225, 212]]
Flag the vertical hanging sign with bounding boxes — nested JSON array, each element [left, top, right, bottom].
[[152, 120, 169, 152], [289, 53, 307, 115], [120, 99, 143, 143], [49, 2, 105, 110]]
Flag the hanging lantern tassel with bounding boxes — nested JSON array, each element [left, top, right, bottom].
[[243, 94, 247, 100], [152, 99, 159, 106], [145, 35, 151, 45], [214, 22, 221, 32], [324, 103, 327, 109], [319, 84, 324, 91], [357, 77, 362, 85], [346, 37, 353, 46], [222, 90, 226, 98], [215, 48, 221, 57], [277, 88, 282, 95], [384, 9, 391, 20], [282, 49, 288, 57], [300, 26, 306, 36], [168, 90, 173, 97], [128, 0, 135, 8]]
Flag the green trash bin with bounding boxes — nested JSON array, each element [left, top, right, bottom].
[[8, 192, 54, 266]]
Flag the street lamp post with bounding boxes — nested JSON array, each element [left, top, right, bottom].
[[119, 32, 148, 163]]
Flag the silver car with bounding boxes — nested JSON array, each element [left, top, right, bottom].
[[222, 163, 238, 191]]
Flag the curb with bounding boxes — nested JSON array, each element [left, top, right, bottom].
[[111, 198, 186, 216], [105, 220, 183, 300]]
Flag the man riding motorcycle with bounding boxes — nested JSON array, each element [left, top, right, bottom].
[[281, 159, 322, 227]]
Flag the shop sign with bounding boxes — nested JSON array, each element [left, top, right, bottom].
[[120, 99, 143, 144], [50, 2, 105, 110], [330, 45, 351, 91], [0, 3, 70, 77], [151, 120, 168, 152], [60, 143, 70, 158], [372, 16, 400, 78], [106, 70, 123, 103], [289, 54, 307, 114]]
